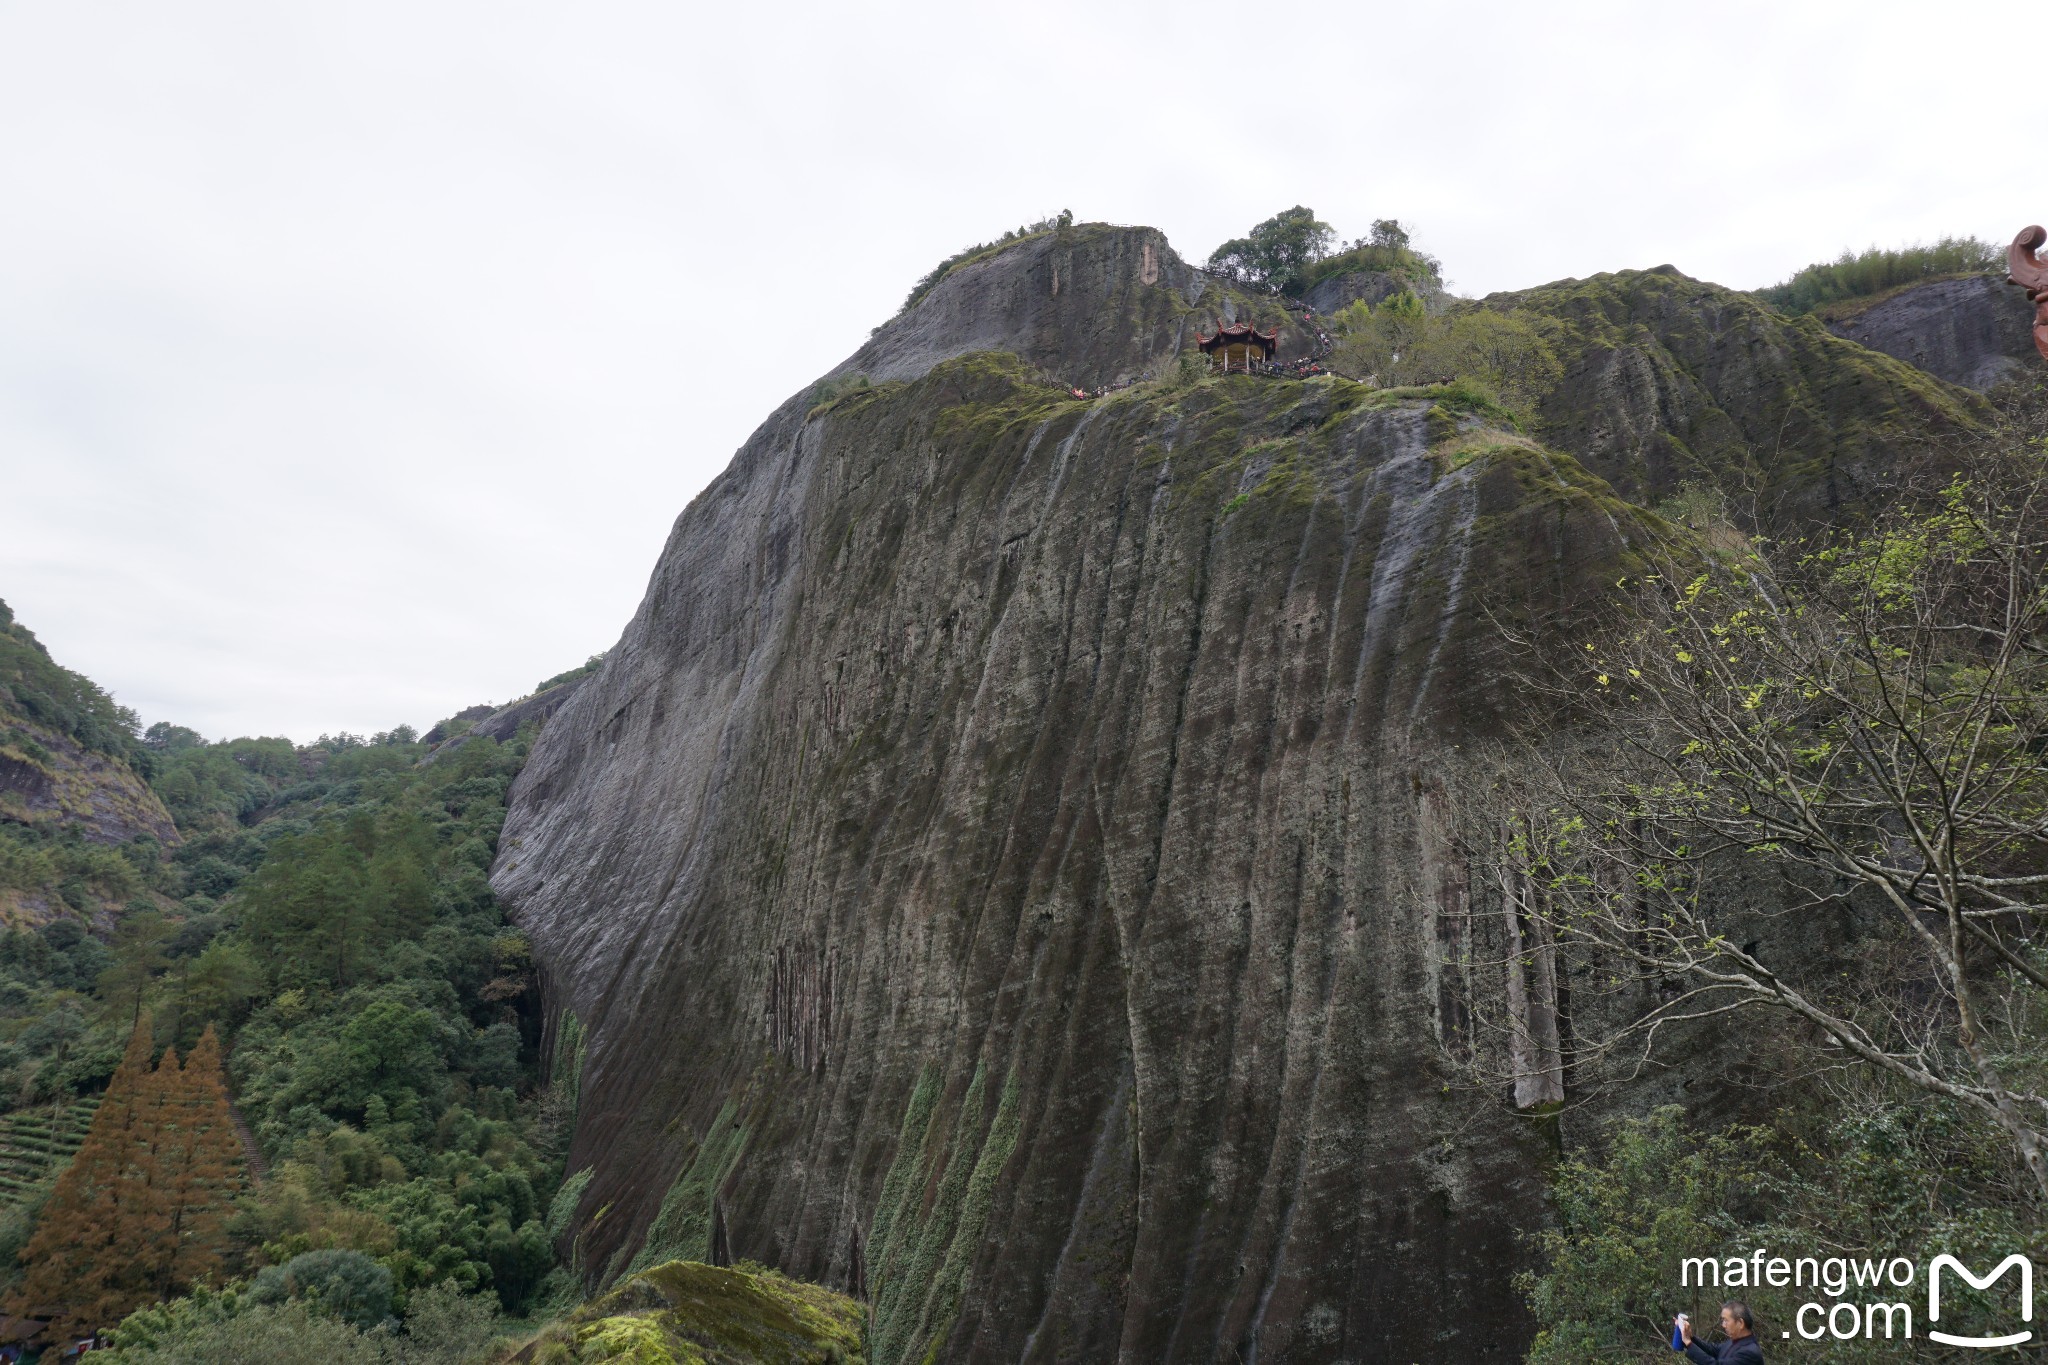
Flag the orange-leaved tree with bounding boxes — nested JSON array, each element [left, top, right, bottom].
[[6, 1015, 248, 1339], [9, 1015, 158, 1337], [155, 1026, 245, 1293]]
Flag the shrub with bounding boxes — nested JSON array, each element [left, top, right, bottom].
[[808, 374, 872, 413], [249, 1248, 393, 1329], [1524, 1096, 2034, 1363], [393, 1278, 510, 1365], [1328, 296, 1561, 418], [1756, 236, 2000, 315], [1298, 220, 1443, 295], [106, 1298, 371, 1364], [1521, 1108, 1792, 1363], [532, 654, 606, 695]]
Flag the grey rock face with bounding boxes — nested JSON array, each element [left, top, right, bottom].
[[496, 379, 1615, 1363], [491, 228, 1973, 1364], [0, 721, 177, 848], [1302, 268, 1443, 317], [470, 678, 587, 743], [1824, 274, 2035, 391], [422, 704, 493, 745], [837, 225, 1321, 390]]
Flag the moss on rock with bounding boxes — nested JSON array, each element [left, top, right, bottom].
[[627, 1103, 750, 1275], [519, 1260, 864, 1365], [1481, 265, 1984, 521]]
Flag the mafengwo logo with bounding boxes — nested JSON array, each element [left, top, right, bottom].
[[1928, 1256, 2031, 1349], [1681, 1250, 2034, 1347]]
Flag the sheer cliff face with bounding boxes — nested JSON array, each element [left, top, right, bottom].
[[1823, 273, 2034, 392], [492, 228, 1974, 1363]]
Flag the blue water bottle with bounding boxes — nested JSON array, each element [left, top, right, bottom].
[[1672, 1314, 1688, 1351]]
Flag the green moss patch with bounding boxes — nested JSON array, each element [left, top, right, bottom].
[[865, 1066, 1020, 1365], [628, 1103, 749, 1275], [525, 1260, 864, 1364], [1481, 266, 1984, 519]]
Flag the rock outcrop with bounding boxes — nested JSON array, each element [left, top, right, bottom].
[[0, 722, 176, 849], [835, 224, 1323, 390], [422, 704, 493, 745], [493, 226, 1977, 1363], [1821, 273, 2035, 391], [1489, 266, 1980, 520], [514, 1260, 865, 1364], [470, 679, 588, 743], [1303, 268, 1446, 318], [424, 679, 588, 762], [0, 602, 175, 853]]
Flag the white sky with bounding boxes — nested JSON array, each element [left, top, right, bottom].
[[0, 0, 2030, 741]]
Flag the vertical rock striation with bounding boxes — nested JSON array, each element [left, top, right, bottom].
[[493, 226, 1976, 1362]]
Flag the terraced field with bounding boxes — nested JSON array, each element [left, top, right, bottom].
[[0, 1097, 99, 1207]]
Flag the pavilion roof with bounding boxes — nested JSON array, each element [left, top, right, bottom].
[[1194, 319, 1279, 355]]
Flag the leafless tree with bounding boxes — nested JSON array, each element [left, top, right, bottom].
[[1482, 455, 2048, 1200]]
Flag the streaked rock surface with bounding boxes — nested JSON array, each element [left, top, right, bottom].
[[493, 226, 1976, 1363]]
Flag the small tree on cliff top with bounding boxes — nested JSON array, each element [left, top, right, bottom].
[[1206, 205, 1335, 293]]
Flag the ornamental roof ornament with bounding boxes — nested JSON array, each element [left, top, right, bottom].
[[2006, 226, 2048, 362]]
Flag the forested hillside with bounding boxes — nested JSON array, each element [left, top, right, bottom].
[[0, 605, 578, 1357], [11, 210, 2048, 1365]]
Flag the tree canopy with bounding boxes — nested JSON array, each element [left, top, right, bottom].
[[1756, 235, 2001, 315], [1205, 205, 1335, 294]]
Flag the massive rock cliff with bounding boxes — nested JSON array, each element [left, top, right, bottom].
[[492, 225, 1979, 1363]]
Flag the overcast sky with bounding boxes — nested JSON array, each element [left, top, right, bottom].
[[0, 0, 2030, 741]]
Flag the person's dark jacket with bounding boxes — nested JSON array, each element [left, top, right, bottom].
[[1685, 1334, 1764, 1365]]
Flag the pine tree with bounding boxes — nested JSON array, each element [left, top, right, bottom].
[[7, 1015, 160, 1339], [126, 1045, 179, 1301], [160, 1026, 245, 1291], [5, 1018, 249, 1340]]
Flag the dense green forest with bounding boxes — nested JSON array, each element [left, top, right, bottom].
[[0, 610, 865, 1361], [0, 612, 584, 1359]]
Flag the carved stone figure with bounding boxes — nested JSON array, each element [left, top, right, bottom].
[[2005, 225, 2048, 361]]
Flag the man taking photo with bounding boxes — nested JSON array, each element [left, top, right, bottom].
[[1675, 1302, 1764, 1363]]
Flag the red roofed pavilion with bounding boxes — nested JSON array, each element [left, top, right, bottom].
[[1194, 319, 1279, 374]]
